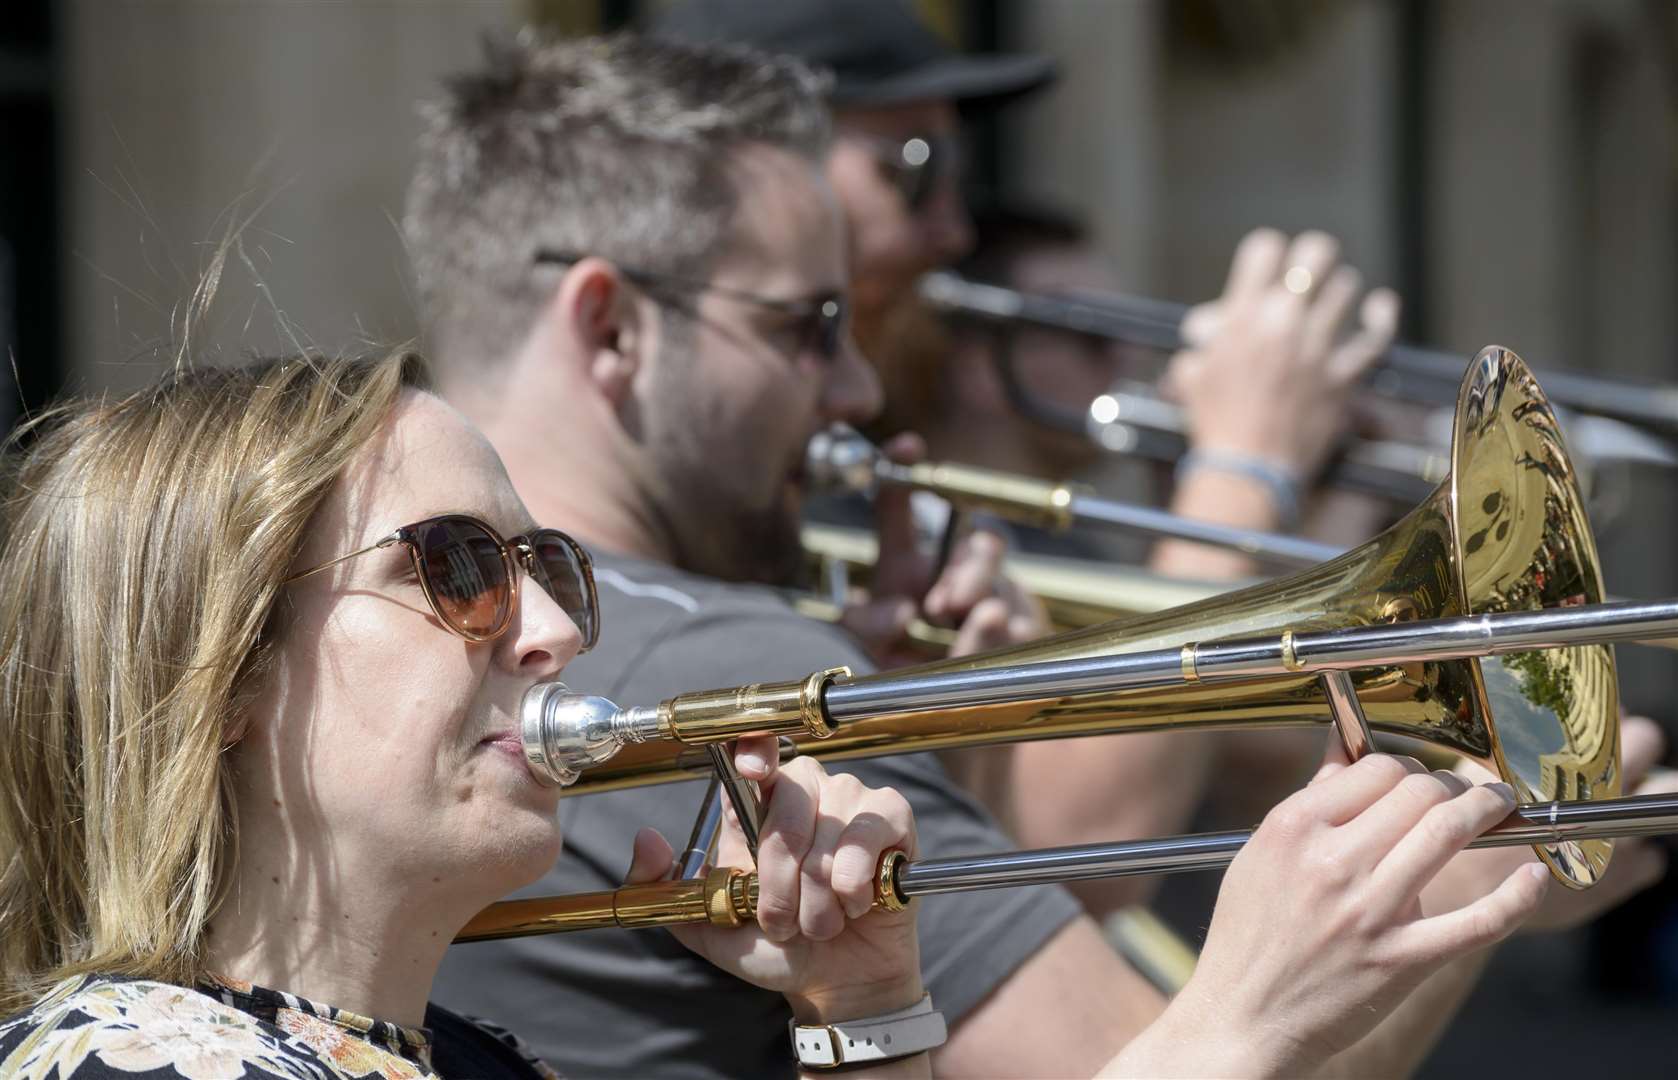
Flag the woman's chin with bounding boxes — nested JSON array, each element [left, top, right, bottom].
[[506, 812, 565, 885], [457, 808, 564, 899]]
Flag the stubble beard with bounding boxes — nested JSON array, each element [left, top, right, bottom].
[[647, 411, 808, 588]]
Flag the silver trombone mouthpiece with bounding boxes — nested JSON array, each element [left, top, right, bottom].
[[520, 682, 660, 787], [804, 424, 883, 496]]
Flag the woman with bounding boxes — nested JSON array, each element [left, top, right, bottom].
[[0, 351, 1546, 1078]]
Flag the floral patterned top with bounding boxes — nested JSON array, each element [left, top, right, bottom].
[[0, 973, 561, 1079]]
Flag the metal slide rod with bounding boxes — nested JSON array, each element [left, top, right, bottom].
[[1063, 489, 1343, 565], [919, 270, 1678, 432], [455, 791, 1678, 940], [823, 598, 1678, 721], [898, 792, 1678, 896]]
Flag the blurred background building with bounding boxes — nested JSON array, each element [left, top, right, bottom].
[[4, 0, 1676, 1073]]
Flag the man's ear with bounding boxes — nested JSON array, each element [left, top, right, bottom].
[[554, 258, 643, 407]]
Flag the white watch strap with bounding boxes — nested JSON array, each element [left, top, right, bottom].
[[789, 994, 947, 1069]]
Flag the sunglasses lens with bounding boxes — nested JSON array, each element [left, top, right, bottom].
[[415, 518, 512, 638], [528, 531, 599, 649], [816, 298, 845, 363]]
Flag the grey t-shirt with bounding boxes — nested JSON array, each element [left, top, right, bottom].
[[433, 553, 1083, 1078]]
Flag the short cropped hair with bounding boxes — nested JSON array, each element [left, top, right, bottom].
[[404, 33, 833, 388]]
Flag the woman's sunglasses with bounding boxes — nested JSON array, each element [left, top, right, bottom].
[[285, 514, 599, 649]]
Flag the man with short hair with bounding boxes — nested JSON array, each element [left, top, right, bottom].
[[409, 34, 1151, 1078]]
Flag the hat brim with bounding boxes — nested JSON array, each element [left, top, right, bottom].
[[831, 52, 1056, 109]]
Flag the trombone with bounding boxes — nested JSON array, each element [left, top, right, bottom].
[[918, 269, 1678, 499], [806, 423, 1343, 568], [462, 787, 1678, 939], [464, 346, 1678, 941], [464, 594, 1678, 941], [800, 521, 1237, 643]]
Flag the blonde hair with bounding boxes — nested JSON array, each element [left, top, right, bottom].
[[0, 350, 425, 1013]]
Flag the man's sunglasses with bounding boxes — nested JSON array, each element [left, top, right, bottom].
[[285, 514, 599, 649], [849, 132, 964, 213], [533, 250, 850, 365]]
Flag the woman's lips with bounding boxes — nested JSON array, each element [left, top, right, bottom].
[[478, 731, 526, 761]]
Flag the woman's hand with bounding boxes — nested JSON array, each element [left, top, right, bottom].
[[1425, 714, 1673, 933], [624, 735, 924, 1024], [1118, 746, 1547, 1077]]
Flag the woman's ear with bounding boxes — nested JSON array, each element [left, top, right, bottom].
[[222, 711, 253, 749]]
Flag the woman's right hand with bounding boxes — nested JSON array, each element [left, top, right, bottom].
[[1113, 748, 1548, 1077], [624, 737, 926, 1026]]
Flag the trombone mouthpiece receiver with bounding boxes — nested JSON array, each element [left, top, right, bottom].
[[520, 682, 663, 786]]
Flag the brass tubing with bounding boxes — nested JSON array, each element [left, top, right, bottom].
[[532, 350, 1623, 890], [458, 853, 907, 943], [809, 425, 1343, 567], [457, 793, 1678, 942], [457, 867, 756, 941]]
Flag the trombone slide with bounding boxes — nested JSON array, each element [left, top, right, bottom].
[[523, 597, 1678, 775], [807, 425, 1343, 567], [456, 792, 1678, 942]]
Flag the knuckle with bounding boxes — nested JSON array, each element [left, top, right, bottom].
[[783, 756, 823, 783], [826, 770, 867, 802], [1397, 771, 1450, 806], [1356, 753, 1412, 787], [755, 889, 798, 931], [879, 786, 913, 823], [1301, 844, 1357, 890], [1263, 800, 1316, 842]]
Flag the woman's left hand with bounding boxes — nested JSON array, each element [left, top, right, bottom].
[[624, 735, 925, 1022]]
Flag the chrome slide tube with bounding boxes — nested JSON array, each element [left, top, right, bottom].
[[822, 598, 1678, 721], [919, 270, 1678, 433], [896, 792, 1678, 896]]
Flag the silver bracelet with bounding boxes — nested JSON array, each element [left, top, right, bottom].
[[1176, 448, 1304, 530], [789, 993, 946, 1070]]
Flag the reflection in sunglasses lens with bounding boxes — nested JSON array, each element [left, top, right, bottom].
[[531, 532, 595, 645], [420, 520, 510, 637]]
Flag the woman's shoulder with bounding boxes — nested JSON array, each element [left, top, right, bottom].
[[0, 974, 314, 1079]]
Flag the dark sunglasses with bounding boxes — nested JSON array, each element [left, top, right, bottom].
[[285, 514, 599, 650], [851, 132, 964, 213], [533, 250, 850, 365]]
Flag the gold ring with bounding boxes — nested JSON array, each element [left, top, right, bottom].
[[1283, 265, 1315, 296], [876, 849, 912, 912]]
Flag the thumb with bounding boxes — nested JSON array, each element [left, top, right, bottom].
[[624, 827, 676, 884]]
